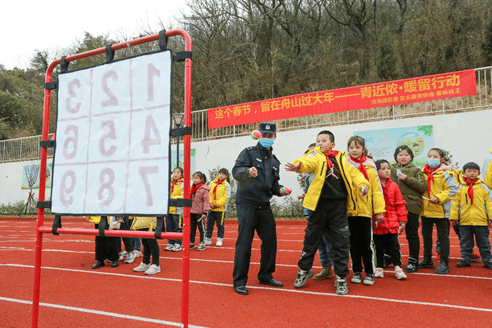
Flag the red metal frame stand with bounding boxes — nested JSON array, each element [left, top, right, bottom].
[[32, 30, 193, 328]]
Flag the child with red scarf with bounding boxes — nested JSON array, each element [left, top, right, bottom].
[[419, 148, 458, 274], [166, 167, 184, 252], [190, 171, 210, 251], [373, 159, 408, 280], [205, 168, 231, 246], [450, 162, 492, 269], [345, 136, 386, 286]]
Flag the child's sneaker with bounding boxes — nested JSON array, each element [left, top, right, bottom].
[[363, 274, 375, 285], [190, 243, 195, 250], [484, 260, 492, 270], [216, 238, 223, 246], [165, 244, 174, 251], [204, 238, 212, 246], [119, 251, 127, 261], [374, 267, 384, 278], [456, 259, 471, 267], [133, 262, 150, 272], [471, 252, 481, 262], [395, 266, 407, 280], [197, 242, 206, 251], [133, 250, 142, 258], [335, 276, 348, 295], [172, 244, 182, 252], [144, 264, 161, 275], [294, 269, 314, 288], [351, 272, 362, 284], [125, 251, 136, 264]]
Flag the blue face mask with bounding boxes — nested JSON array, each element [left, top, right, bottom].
[[259, 138, 275, 148], [426, 158, 441, 168]]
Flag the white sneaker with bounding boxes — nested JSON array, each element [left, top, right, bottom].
[[204, 238, 212, 246], [145, 264, 161, 275], [172, 244, 182, 252], [374, 267, 384, 278], [125, 251, 136, 264], [165, 244, 174, 251], [133, 262, 150, 272], [216, 238, 223, 246], [395, 266, 407, 280]]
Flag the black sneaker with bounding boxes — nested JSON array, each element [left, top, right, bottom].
[[294, 269, 314, 288], [483, 261, 492, 270], [435, 261, 450, 274], [404, 262, 418, 273], [335, 276, 348, 295], [418, 258, 435, 269], [456, 260, 471, 268]]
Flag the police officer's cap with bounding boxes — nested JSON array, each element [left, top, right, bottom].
[[259, 122, 276, 135]]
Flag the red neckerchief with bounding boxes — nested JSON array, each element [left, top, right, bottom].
[[213, 179, 225, 200], [350, 155, 369, 181], [423, 164, 439, 198], [171, 178, 183, 193], [190, 182, 203, 198], [462, 177, 477, 205], [325, 150, 340, 175]]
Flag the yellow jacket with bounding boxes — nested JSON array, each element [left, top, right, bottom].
[[450, 178, 492, 226], [483, 148, 492, 189], [209, 178, 231, 212], [88, 216, 110, 224], [421, 165, 458, 218], [293, 148, 370, 214], [169, 178, 184, 215], [345, 157, 385, 218]]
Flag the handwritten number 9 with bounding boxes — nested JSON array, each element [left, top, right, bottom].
[[60, 170, 76, 206]]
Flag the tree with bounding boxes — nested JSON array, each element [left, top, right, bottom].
[[21, 163, 40, 215], [376, 27, 399, 80], [481, 16, 492, 66]]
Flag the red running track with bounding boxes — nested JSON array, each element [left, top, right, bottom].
[[1, 218, 492, 327]]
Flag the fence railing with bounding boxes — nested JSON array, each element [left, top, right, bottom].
[[2, 67, 491, 163]]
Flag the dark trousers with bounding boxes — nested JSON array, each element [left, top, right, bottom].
[[190, 213, 206, 244], [141, 237, 160, 266], [348, 216, 375, 274], [405, 212, 420, 262], [233, 204, 277, 287], [374, 233, 402, 267], [206, 210, 225, 239], [166, 214, 182, 245], [118, 217, 134, 253], [94, 223, 119, 262], [459, 225, 492, 262], [298, 200, 350, 277], [421, 216, 450, 261]]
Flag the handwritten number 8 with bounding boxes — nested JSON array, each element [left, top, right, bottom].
[[98, 168, 115, 206]]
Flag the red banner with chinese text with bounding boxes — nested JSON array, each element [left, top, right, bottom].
[[207, 69, 476, 129]]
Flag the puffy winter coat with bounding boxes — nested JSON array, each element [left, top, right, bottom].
[[346, 156, 386, 219], [390, 162, 427, 215], [169, 178, 184, 215], [421, 164, 458, 218], [483, 148, 492, 189], [190, 184, 210, 215], [450, 178, 492, 226], [293, 148, 370, 214], [374, 178, 408, 235], [209, 178, 231, 212]]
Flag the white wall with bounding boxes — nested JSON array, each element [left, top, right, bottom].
[[1, 110, 491, 206]]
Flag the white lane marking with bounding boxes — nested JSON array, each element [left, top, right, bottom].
[[2, 264, 492, 313], [0, 296, 207, 328]]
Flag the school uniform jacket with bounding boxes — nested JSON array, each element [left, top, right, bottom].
[[390, 163, 427, 215], [209, 178, 231, 212], [449, 178, 492, 226], [421, 164, 458, 218], [374, 178, 408, 235], [293, 148, 370, 214], [169, 178, 184, 215], [483, 148, 492, 189], [190, 184, 210, 215], [346, 157, 386, 218]]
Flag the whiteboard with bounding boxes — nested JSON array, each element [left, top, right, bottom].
[[51, 51, 172, 215]]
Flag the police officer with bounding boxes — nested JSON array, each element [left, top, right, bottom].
[[232, 122, 289, 295]]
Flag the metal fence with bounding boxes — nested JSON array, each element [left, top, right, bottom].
[[2, 67, 491, 163]]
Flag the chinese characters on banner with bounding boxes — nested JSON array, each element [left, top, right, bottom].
[[207, 69, 476, 129]]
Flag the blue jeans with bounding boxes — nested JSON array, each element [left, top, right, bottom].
[[318, 233, 334, 267], [206, 210, 225, 239], [459, 225, 492, 262], [166, 214, 182, 245]]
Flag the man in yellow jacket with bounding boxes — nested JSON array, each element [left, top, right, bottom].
[[450, 162, 492, 269], [285, 130, 369, 295]]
